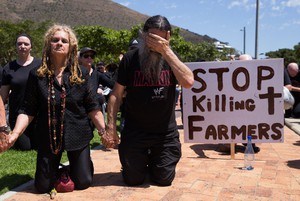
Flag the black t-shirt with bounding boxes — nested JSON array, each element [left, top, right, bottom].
[[117, 49, 177, 133], [290, 71, 300, 87], [284, 68, 291, 86], [289, 69, 300, 100], [89, 66, 115, 104], [91, 65, 115, 90], [2, 58, 42, 125], [98, 71, 115, 89]]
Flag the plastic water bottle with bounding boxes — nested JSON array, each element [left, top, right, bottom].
[[243, 136, 255, 170]]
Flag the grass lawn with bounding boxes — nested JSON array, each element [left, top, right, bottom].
[[0, 149, 38, 195]]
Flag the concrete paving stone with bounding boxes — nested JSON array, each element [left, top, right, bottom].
[[159, 190, 183, 201], [271, 190, 296, 201], [261, 169, 277, 180], [254, 186, 273, 198], [291, 177, 300, 189], [178, 192, 213, 201], [217, 191, 235, 200]]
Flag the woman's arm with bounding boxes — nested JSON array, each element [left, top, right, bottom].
[[0, 97, 7, 127], [4, 114, 34, 150], [0, 96, 8, 152], [106, 83, 125, 134], [89, 109, 106, 133]]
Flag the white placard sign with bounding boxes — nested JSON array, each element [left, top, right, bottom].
[[183, 59, 284, 143]]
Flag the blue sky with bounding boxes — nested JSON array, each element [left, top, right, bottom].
[[112, 0, 300, 58]]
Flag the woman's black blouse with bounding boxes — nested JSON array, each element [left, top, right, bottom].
[[19, 65, 101, 151]]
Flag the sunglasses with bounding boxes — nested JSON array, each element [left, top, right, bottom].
[[83, 54, 95, 59]]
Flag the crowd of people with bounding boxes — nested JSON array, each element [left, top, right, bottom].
[[0, 13, 296, 196]]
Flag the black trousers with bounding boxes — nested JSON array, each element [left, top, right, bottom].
[[291, 93, 300, 117], [34, 145, 94, 193], [118, 128, 181, 186]]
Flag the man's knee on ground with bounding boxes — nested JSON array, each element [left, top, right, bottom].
[[34, 179, 52, 193], [122, 171, 146, 186], [151, 176, 174, 186], [151, 171, 175, 186], [74, 176, 93, 190]]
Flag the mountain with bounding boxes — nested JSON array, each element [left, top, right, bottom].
[[0, 0, 217, 44]]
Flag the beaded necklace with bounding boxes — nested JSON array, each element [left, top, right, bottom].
[[48, 76, 66, 154]]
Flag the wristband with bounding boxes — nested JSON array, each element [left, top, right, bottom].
[[98, 128, 106, 136], [0, 125, 11, 135]]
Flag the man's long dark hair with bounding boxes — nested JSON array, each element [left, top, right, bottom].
[[143, 15, 172, 35], [138, 15, 172, 83]]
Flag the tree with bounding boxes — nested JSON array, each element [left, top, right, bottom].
[[0, 20, 240, 67], [293, 43, 300, 64], [266, 48, 297, 67], [0, 20, 51, 66], [75, 25, 136, 64]]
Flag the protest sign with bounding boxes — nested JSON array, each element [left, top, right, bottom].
[[183, 59, 284, 143]]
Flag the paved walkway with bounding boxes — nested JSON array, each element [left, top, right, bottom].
[[1, 113, 300, 201]]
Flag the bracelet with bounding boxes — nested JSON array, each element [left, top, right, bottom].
[[98, 128, 106, 136], [0, 125, 11, 134]]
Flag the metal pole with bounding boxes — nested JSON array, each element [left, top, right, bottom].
[[255, 0, 259, 59], [240, 27, 246, 54], [243, 26, 246, 54]]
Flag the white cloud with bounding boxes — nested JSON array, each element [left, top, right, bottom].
[[282, 0, 300, 7], [228, 0, 243, 9], [165, 3, 177, 9], [271, 6, 281, 10], [279, 19, 300, 29], [228, 0, 256, 10], [119, 1, 131, 7], [271, 0, 277, 4], [292, 19, 300, 24]]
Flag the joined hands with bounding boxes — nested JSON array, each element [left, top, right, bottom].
[[99, 128, 119, 149], [0, 131, 18, 153]]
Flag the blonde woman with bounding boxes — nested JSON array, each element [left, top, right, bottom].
[[4, 24, 110, 193]]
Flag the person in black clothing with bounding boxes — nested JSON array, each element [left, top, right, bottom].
[[286, 62, 300, 117], [79, 47, 112, 104], [106, 15, 194, 186], [284, 66, 293, 117], [284, 66, 292, 91], [96, 61, 106, 73], [1, 33, 41, 150], [2, 24, 110, 193], [79, 47, 115, 120], [106, 63, 118, 81]]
